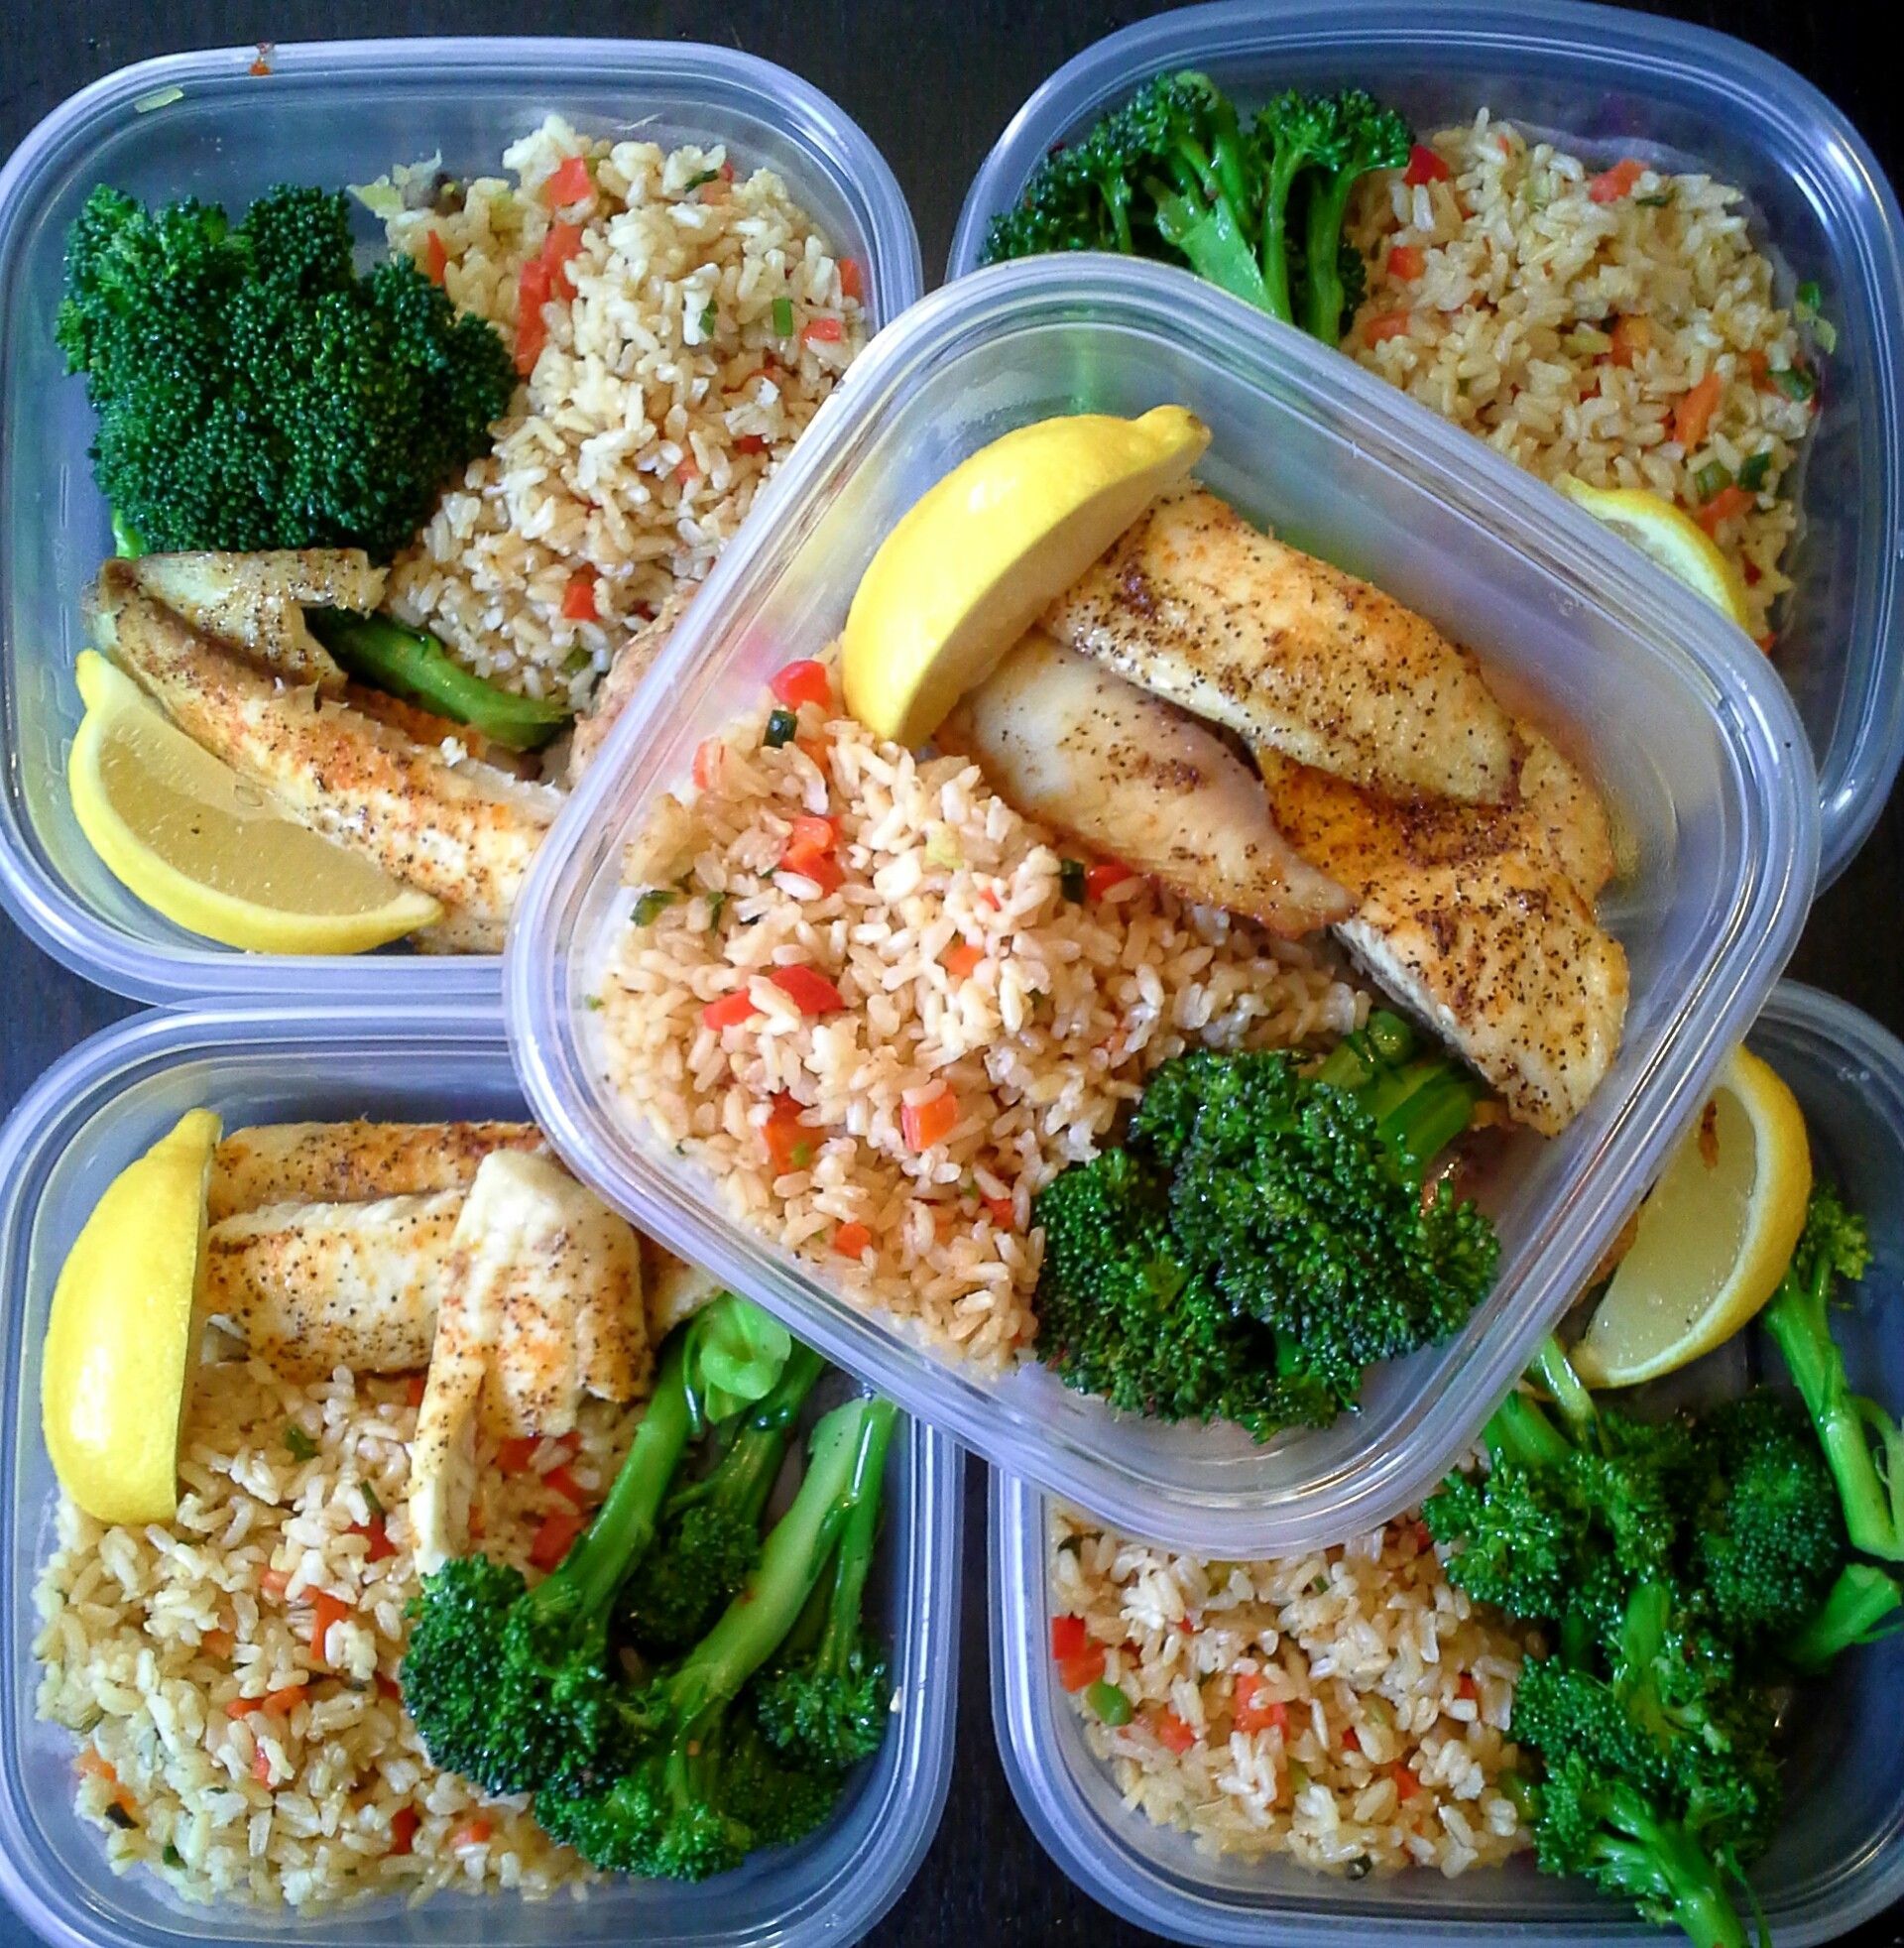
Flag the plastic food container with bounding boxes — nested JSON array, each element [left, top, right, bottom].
[[506, 254, 1817, 1555], [988, 976, 1904, 1948], [0, 38, 922, 1005], [946, 0, 1904, 889], [0, 1001, 960, 1948]]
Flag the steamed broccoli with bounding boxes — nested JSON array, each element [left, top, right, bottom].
[[1035, 1010, 1495, 1436], [57, 182, 514, 557], [980, 72, 1411, 346]]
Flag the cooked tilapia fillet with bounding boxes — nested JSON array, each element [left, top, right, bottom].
[[124, 549, 385, 691], [568, 581, 696, 784], [1260, 733, 1627, 1135], [208, 1119, 543, 1223], [89, 560, 563, 932], [411, 1151, 650, 1570], [640, 1234, 723, 1342], [940, 629, 1353, 936], [205, 1189, 466, 1378], [1044, 488, 1519, 803]]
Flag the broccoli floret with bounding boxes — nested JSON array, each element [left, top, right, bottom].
[[1288, 90, 1411, 345], [621, 1343, 826, 1657], [750, 1393, 898, 1770], [536, 1398, 897, 1881], [57, 181, 514, 557], [1786, 1561, 1904, 1670], [1760, 1184, 1904, 1561]]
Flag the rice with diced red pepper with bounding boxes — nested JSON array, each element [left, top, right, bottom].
[[1049, 1506, 1531, 1877], [33, 1354, 636, 1907], [1348, 112, 1823, 645], [595, 666, 1363, 1365], [366, 116, 866, 712]]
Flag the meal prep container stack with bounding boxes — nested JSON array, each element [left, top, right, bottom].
[[0, 1002, 963, 1948], [989, 979, 1904, 1948], [948, 0, 1904, 890], [507, 254, 1819, 1557], [0, 38, 924, 1004]]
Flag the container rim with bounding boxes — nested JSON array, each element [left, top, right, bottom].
[[0, 34, 923, 1005], [945, 0, 1904, 891], [0, 998, 960, 1948], [506, 252, 1818, 1556]]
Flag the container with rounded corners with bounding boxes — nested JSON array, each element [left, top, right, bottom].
[[506, 254, 1817, 1555], [948, 0, 1904, 888], [988, 977, 1904, 1948], [0, 37, 922, 1005], [0, 1001, 960, 1948]]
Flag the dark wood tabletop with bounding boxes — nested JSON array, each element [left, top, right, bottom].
[[2, 2, 1900, 1944]]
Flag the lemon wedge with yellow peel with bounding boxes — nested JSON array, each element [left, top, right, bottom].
[[69, 651, 442, 953], [1571, 1045, 1813, 1388], [42, 1107, 221, 1524], [1557, 476, 1753, 631], [842, 405, 1211, 745]]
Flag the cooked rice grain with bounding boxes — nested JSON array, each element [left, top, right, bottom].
[[1052, 1509, 1530, 1876], [1349, 113, 1819, 641]]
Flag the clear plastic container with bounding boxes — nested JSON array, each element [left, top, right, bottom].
[[0, 1001, 960, 1948], [988, 975, 1904, 1948], [0, 38, 922, 1005], [505, 254, 1818, 1555], [946, 0, 1904, 889]]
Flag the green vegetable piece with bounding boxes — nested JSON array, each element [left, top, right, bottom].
[[1634, 190, 1674, 208], [773, 296, 795, 336], [1085, 1678, 1133, 1726], [361, 1480, 385, 1520], [104, 1803, 137, 1831], [1058, 859, 1087, 903], [687, 1292, 795, 1427], [162, 1841, 184, 1867], [306, 609, 571, 753], [1736, 450, 1771, 494], [764, 707, 799, 748], [1771, 362, 1817, 403], [1693, 460, 1732, 502], [285, 1425, 318, 1462], [633, 888, 678, 926], [699, 302, 718, 336], [111, 509, 147, 558], [704, 888, 729, 928]]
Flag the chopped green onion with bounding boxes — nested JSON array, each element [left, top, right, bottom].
[[1345, 1854, 1373, 1881], [1794, 281, 1839, 352], [1562, 324, 1611, 355], [284, 1425, 318, 1463], [704, 888, 729, 928], [361, 1481, 385, 1521], [699, 302, 718, 337], [1086, 1679, 1134, 1727], [685, 168, 719, 190], [1772, 362, 1817, 403], [924, 828, 964, 870], [561, 647, 594, 675], [1634, 190, 1674, 207], [1813, 316, 1839, 355], [1737, 450, 1772, 493], [583, 994, 605, 1012], [772, 296, 794, 336], [163, 1842, 184, 1868], [1058, 859, 1087, 903], [1694, 459, 1733, 502], [1796, 279, 1823, 313], [104, 1803, 137, 1830], [764, 706, 799, 748], [633, 888, 678, 926]]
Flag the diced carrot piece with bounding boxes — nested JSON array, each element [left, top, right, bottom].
[[839, 257, 864, 301], [676, 460, 700, 487], [1085, 860, 1134, 900], [701, 989, 759, 1032], [764, 1094, 815, 1173], [1746, 348, 1771, 387], [543, 1465, 588, 1508], [1673, 370, 1723, 450], [769, 659, 832, 709], [1393, 1763, 1421, 1802], [942, 940, 986, 978], [979, 886, 1002, 912], [377, 1673, 403, 1702], [692, 737, 725, 791], [541, 220, 586, 297], [1342, 1725, 1361, 1753], [769, 964, 846, 1016], [1588, 157, 1645, 203], [1153, 1709, 1198, 1754], [497, 1434, 539, 1474], [529, 1510, 585, 1571], [1403, 144, 1452, 186], [797, 734, 830, 771], [451, 1816, 494, 1849], [560, 570, 597, 622], [1387, 243, 1425, 281], [1056, 1645, 1107, 1693], [308, 1590, 350, 1664], [1051, 1614, 1088, 1660], [259, 1568, 292, 1601], [833, 1221, 873, 1259], [545, 155, 593, 206], [1608, 314, 1652, 367], [267, 1684, 306, 1716], [900, 1088, 958, 1151], [388, 1806, 420, 1856], [251, 1744, 275, 1785], [800, 316, 845, 344], [202, 1629, 235, 1660], [76, 1748, 117, 1783], [1697, 484, 1754, 533], [1457, 1674, 1480, 1703], [423, 229, 448, 286], [515, 256, 552, 374], [734, 432, 770, 455], [1234, 1673, 1290, 1736], [405, 1373, 427, 1408], [983, 1193, 1015, 1230], [1364, 310, 1410, 344]]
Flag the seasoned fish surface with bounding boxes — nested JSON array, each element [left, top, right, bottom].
[[208, 1119, 543, 1223], [205, 1189, 466, 1379], [89, 562, 562, 933], [1261, 733, 1626, 1135], [941, 629, 1353, 935], [1045, 488, 1519, 803]]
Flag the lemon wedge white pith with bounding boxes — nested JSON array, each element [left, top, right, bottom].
[[842, 406, 1212, 746]]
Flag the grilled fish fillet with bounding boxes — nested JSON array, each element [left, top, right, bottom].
[[568, 582, 696, 785], [124, 550, 385, 692], [205, 1190, 466, 1378], [640, 1235, 723, 1342], [411, 1151, 650, 1570], [1044, 488, 1519, 803], [208, 1119, 543, 1223], [1260, 733, 1627, 1134], [89, 560, 563, 933], [940, 629, 1353, 935]]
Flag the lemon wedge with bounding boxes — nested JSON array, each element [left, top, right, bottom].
[[1571, 1045, 1812, 1388], [69, 651, 441, 953], [842, 405, 1211, 745], [42, 1107, 221, 1524], [1557, 476, 1753, 631]]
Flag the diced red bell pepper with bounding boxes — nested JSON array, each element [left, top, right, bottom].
[[251, 1744, 275, 1785], [422, 229, 448, 286], [701, 989, 759, 1032], [1588, 158, 1645, 204], [259, 1567, 292, 1600], [450, 1816, 494, 1849], [560, 568, 598, 621], [529, 1510, 585, 1571], [1387, 243, 1425, 281], [541, 220, 586, 297], [1364, 310, 1411, 344], [1402, 144, 1453, 186], [734, 432, 770, 455], [308, 1589, 350, 1663], [839, 257, 864, 301], [1051, 1614, 1088, 1661], [1393, 1763, 1421, 1802], [770, 659, 832, 709], [833, 1221, 873, 1258], [800, 315, 845, 344], [1057, 1645, 1107, 1693], [352, 1515, 398, 1563], [388, 1806, 420, 1856], [545, 155, 593, 206], [1457, 1674, 1480, 1703], [515, 256, 552, 374], [692, 736, 726, 791], [543, 1465, 588, 1508], [778, 840, 843, 894], [900, 1088, 958, 1151], [788, 813, 837, 852], [377, 1672, 403, 1702], [1342, 1725, 1361, 1753], [1153, 1709, 1198, 1754], [497, 1434, 539, 1474], [763, 1094, 815, 1173], [942, 940, 985, 978], [1233, 1673, 1290, 1736], [1608, 314, 1652, 367], [983, 1193, 1015, 1230], [405, 1374, 427, 1408], [1085, 860, 1134, 899], [769, 964, 847, 1016]]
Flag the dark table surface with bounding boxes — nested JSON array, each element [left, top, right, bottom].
[[2, 2, 1901, 1944]]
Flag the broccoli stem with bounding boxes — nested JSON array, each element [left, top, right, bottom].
[[1527, 1334, 1602, 1449], [1786, 1561, 1904, 1670], [1301, 169, 1362, 345], [1595, 1784, 1750, 1948], [1311, 1009, 1419, 1089], [1373, 1059, 1486, 1183], [811, 1397, 896, 1678], [110, 509, 147, 558], [1484, 1386, 1574, 1474], [669, 1341, 827, 1528]]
